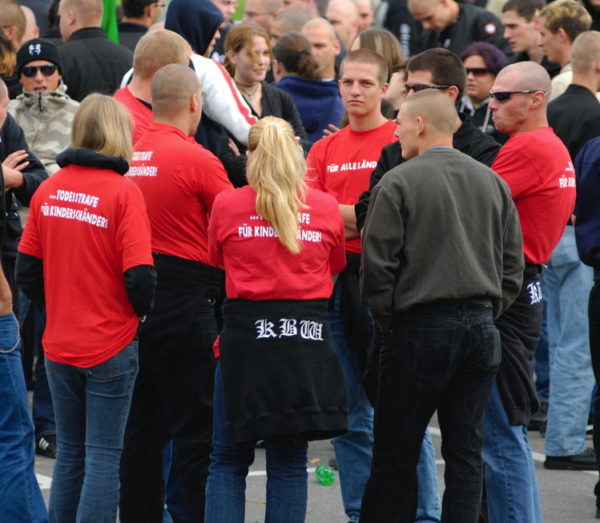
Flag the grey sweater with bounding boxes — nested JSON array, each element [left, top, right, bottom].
[[361, 147, 524, 330]]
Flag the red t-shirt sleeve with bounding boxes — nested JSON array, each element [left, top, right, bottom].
[[116, 182, 154, 272], [207, 192, 225, 267], [491, 140, 540, 200], [18, 193, 42, 258], [196, 152, 234, 213], [306, 142, 326, 191]]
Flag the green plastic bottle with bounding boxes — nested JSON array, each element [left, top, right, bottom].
[[315, 465, 335, 486]]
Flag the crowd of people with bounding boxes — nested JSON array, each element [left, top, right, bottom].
[[1, 0, 600, 522]]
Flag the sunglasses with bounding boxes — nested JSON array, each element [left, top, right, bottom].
[[489, 90, 544, 102], [21, 64, 58, 78], [466, 67, 491, 76], [404, 82, 451, 94]]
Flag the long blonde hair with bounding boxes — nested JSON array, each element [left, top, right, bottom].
[[247, 117, 307, 254]]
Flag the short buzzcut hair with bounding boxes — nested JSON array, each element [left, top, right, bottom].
[[572, 30, 600, 72], [502, 0, 546, 22], [122, 0, 156, 18], [340, 48, 388, 85], [407, 48, 466, 99], [402, 89, 458, 135], [152, 63, 201, 117], [538, 0, 592, 43], [133, 29, 191, 78], [0, 1, 26, 43]]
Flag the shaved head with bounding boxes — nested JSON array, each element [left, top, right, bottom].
[[60, 0, 103, 26], [0, 1, 26, 44], [403, 89, 457, 134], [496, 61, 552, 97], [302, 17, 337, 40], [152, 63, 201, 117], [572, 31, 600, 72], [20, 5, 39, 45], [133, 29, 191, 78]]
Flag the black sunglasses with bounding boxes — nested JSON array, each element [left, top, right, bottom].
[[21, 64, 58, 78], [466, 67, 491, 76], [404, 82, 451, 94], [489, 90, 543, 103]]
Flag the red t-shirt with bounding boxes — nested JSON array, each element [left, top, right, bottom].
[[18, 166, 153, 367], [306, 120, 397, 253], [127, 122, 233, 265], [208, 185, 346, 300], [492, 127, 576, 264], [114, 87, 153, 144]]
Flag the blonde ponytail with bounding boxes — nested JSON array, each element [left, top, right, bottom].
[[247, 117, 307, 254]]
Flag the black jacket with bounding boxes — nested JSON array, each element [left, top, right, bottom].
[[59, 27, 133, 101], [16, 148, 156, 316], [218, 84, 309, 187], [355, 114, 501, 230], [548, 84, 600, 160], [117, 21, 148, 52], [416, 3, 512, 57], [0, 114, 48, 258]]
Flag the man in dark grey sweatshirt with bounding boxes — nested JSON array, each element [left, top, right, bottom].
[[359, 89, 524, 523]]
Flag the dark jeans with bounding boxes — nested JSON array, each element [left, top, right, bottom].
[[119, 303, 217, 523], [588, 282, 600, 487], [360, 304, 501, 523]]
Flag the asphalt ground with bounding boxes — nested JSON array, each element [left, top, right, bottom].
[[33, 415, 600, 522]]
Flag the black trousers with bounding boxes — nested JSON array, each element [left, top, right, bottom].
[[588, 282, 600, 505], [360, 304, 501, 523], [119, 302, 218, 523]]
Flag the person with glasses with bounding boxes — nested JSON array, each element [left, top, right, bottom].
[[460, 42, 509, 143], [483, 60, 575, 523], [118, 0, 167, 52]]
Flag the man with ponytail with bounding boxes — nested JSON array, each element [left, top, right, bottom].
[[205, 116, 348, 522], [119, 63, 233, 523]]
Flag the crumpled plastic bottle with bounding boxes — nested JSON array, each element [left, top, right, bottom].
[[315, 465, 335, 486]]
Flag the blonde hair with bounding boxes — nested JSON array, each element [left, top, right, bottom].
[[72, 94, 133, 160], [247, 117, 307, 254], [539, 0, 592, 42]]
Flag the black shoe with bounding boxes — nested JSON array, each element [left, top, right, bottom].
[[329, 457, 338, 470], [544, 447, 598, 471], [36, 435, 57, 459], [528, 402, 548, 432]]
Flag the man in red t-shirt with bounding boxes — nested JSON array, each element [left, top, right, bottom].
[[305, 49, 396, 523], [119, 64, 233, 523], [114, 29, 191, 144], [482, 61, 576, 522]]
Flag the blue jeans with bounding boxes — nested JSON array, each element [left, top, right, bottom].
[[542, 227, 595, 456], [46, 341, 138, 523], [205, 365, 308, 523], [361, 304, 500, 523], [483, 383, 542, 523], [330, 286, 441, 523], [0, 313, 48, 523]]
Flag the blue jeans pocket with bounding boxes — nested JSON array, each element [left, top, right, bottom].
[[0, 313, 20, 354], [86, 342, 138, 380]]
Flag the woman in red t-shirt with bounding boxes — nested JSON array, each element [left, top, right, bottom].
[[205, 116, 348, 522], [16, 94, 155, 523]]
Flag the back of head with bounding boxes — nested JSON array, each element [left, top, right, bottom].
[[60, 0, 104, 27], [72, 93, 132, 160], [502, 0, 546, 21], [165, 0, 223, 55], [151, 63, 201, 118], [571, 30, 600, 72], [123, 0, 155, 18], [496, 61, 552, 99], [273, 8, 312, 34], [0, 1, 26, 44], [402, 89, 457, 135], [538, 0, 592, 42], [407, 48, 466, 99], [460, 42, 509, 76], [247, 116, 306, 254], [341, 47, 389, 85], [224, 23, 271, 77], [302, 16, 337, 40], [133, 29, 191, 79], [274, 32, 320, 80], [354, 28, 404, 82]]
